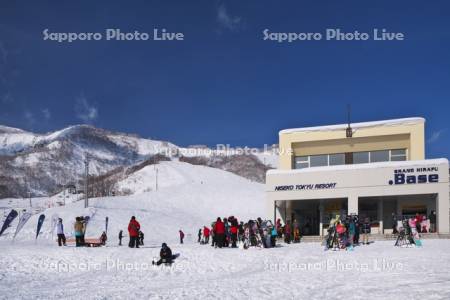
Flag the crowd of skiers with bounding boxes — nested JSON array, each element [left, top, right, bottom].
[[196, 215, 380, 251], [391, 212, 436, 234], [56, 212, 432, 253], [324, 215, 371, 251], [198, 217, 281, 249]]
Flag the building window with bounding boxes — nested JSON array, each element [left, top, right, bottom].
[[390, 149, 407, 161], [293, 148, 407, 169], [294, 156, 309, 169], [370, 150, 390, 163], [310, 155, 328, 167], [353, 152, 369, 164], [329, 153, 345, 166]]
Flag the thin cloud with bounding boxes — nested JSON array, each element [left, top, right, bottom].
[[42, 108, 51, 120], [216, 3, 241, 31], [75, 95, 98, 124], [427, 129, 446, 144], [23, 110, 35, 126]]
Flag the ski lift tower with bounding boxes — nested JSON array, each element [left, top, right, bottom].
[[84, 153, 90, 208]]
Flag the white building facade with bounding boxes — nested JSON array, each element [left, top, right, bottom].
[[266, 118, 449, 235]]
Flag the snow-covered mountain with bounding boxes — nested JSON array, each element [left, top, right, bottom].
[[0, 124, 277, 198], [0, 125, 179, 198]]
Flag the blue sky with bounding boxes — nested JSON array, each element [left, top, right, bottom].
[[0, 1, 449, 158]]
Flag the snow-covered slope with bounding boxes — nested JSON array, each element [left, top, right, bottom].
[[0, 161, 265, 244]]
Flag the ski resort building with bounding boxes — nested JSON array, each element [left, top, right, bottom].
[[266, 117, 450, 235]]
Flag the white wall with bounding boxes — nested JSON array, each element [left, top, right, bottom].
[[266, 159, 449, 233]]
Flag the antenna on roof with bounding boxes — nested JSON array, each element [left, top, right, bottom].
[[346, 104, 353, 138]]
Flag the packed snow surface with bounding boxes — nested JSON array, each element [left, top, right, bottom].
[[0, 240, 449, 299]]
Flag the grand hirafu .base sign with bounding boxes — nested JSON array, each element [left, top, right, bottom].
[[389, 167, 439, 186]]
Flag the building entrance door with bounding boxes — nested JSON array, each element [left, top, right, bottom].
[[293, 208, 320, 235]]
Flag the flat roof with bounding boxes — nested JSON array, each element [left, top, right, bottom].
[[279, 117, 425, 135], [267, 158, 448, 175]]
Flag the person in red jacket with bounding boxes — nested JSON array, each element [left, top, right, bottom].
[[203, 226, 210, 244], [128, 216, 141, 248], [230, 223, 238, 248], [214, 217, 225, 248]]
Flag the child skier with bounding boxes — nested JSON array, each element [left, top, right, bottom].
[[336, 221, 347, 249], [203, 226, 210, 244], [139, 231, 144, 246], [153, 243, 177, 266], [100, 231, 107, 245], [179, 230, 185, 244], [118, 230, 123, 246]]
